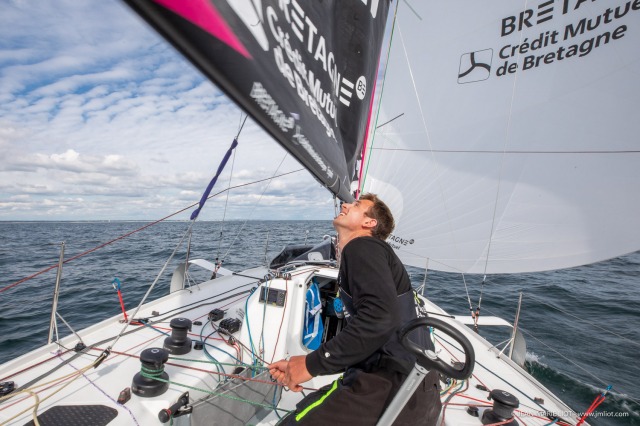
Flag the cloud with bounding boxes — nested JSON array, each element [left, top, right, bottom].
[[0, 1, 338, 221], [3, 149, 139, 175]]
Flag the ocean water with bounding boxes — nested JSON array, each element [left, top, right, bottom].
[[0, 220, 638, 425]]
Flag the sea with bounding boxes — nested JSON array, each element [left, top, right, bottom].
[[0, 220, 638, 425]]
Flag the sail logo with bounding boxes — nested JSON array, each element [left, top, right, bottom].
[[501, 0, 555, 36], [458, 49, 493, 84], [338, 76, 366, 107], [387, 234, 414, 251]]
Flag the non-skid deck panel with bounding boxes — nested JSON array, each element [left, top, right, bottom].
[[24, 404, 117, 426]]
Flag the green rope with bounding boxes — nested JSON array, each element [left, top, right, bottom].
[[139, 372, 292, 414], [140, 366, 165, 377], [168, 357, 267, 369]]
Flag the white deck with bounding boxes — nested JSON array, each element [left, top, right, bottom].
[[0, 264, 583, 425]]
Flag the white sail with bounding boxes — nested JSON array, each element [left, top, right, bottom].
[[362, 1, 640, 273]]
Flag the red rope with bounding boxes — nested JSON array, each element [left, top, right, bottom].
[[0, 206, 195, 294], [0, 349, 72, 382], [576, 387, 609, 426]]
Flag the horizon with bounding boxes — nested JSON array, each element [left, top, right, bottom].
[[0, 218, 334, 223]]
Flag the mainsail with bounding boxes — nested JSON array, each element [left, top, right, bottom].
[[124, 0, 391, 202], [362, 1, 640, 274]]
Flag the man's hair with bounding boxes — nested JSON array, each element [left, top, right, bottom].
[[360, 193, 395, 240]]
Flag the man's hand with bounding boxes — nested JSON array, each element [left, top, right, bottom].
[[269, 355, 312, 392]]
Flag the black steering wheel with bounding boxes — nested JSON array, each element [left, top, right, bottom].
[[399, 317, 475, 380]]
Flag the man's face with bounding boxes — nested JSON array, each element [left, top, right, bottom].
[[333, 199, 376, 232]]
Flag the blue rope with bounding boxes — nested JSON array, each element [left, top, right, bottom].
[[190, 138, 239, 220]]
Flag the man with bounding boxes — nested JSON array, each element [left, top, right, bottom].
[[269, 193, 441, 425]]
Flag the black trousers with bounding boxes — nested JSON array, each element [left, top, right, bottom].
[[279, 367, 441, 425]]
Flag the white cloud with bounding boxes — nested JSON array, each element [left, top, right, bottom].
[[0, 1, 337, 221]]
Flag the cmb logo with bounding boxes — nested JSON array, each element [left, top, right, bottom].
[[458, 49, 493, 84]]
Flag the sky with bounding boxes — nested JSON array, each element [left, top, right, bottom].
[[0, 1, 337, 221]]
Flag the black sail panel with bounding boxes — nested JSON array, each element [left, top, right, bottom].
[[124, 0, 390, 201]]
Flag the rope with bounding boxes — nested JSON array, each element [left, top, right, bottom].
[[355, 20, 386, 199], [55, 312, 83, 345], [108, 223, 193, 351], [217, 114, 247, 259], [478, 0, 530, 280], [244, 288, 259, 366], [270, 279, 289, 364], [434, 332, 562, 421], [68, 360, 141, 426], [516, 326, 610, 388], [359, 0, 399, 194], [219, 152, 289, 263], [138, 371, 291, 414], [0, 356, 97, 425], [0, 169, 303, 295], [523, 292, 640, 349], [392, 20, 465, 285], [576, 385, 611, 426]]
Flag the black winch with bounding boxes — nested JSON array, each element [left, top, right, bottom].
[[131, 347, 170, 397], [163, 317, 192, 355], [482, 389, 519, 425]]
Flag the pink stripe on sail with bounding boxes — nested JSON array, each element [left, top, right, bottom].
[[356, 54, 382, 199], [154, 0, 251, 59]]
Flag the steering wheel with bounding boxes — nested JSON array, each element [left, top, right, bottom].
[[399, 317, 475, 380]]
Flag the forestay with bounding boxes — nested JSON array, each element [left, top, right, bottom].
[[362, 1, 640, 274]]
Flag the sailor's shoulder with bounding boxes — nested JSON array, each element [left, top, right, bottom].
[[343, 236, 390, 257], [345, 236, 385, 249]]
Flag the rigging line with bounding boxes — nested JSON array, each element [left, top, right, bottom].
[[68, 361, 141, 426], [360, 0, 399, 193], [437, 286, 638, 404], [220, 153, 290, 263], [431, 254, 640, 352], [218, 143, 237, 258], [12, 310, 181, 393], [435, 334, 566, 420], [523, 293, 640, 349], [55, 312, 82, 345], [218, 113, 249, 257], [356, 11, 388, 199], [1, 360, 97, 425], [478, 0, 532, 309], [0, 169, 303, 295], [401, 0, 422, 20], [396, 20, 467, 290], [517, 326, 611, 389], [375, 113, 404, 129], [0, 350, 72, 383], [141, 283, 255, 323], [370, 148, 640, 154], [270, 280, 289, 364], [154, 290, 253, 327], [109, 223, 193, 351], [138, 372, 293, 413], [460, 273, 474, 313]]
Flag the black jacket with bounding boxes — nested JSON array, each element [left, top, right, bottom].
[[306, 236, 414, 376]]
